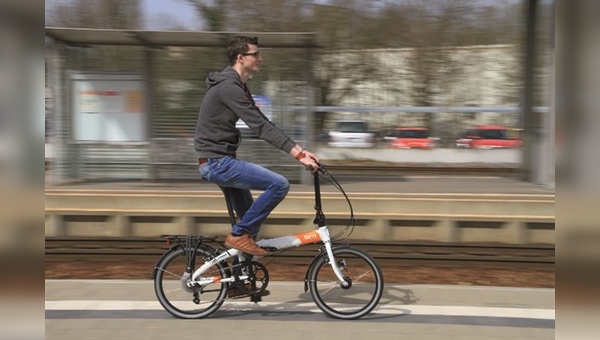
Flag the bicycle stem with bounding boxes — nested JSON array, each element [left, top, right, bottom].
[[313, 167, 327, 227]]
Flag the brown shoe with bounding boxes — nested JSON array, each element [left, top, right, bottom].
[[224, 233, 268, 256]]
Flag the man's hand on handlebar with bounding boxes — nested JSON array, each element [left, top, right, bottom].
[[298, 150, 320, 172]]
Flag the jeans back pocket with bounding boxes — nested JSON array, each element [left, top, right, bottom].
[[198, 161, 214, 178]]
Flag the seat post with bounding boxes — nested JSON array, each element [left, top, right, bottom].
[[219, 187, 237, 227]]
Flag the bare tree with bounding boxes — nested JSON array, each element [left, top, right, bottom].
[[368, 0, 473, 131], [46, 0, 143, 71], [226, 0, 310, 32], [184, 0, 229, 31], [47, 0, 141, 29], [179, 0, 523, 137], [151, 13, 190, 31]]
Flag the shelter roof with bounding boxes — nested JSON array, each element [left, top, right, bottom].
[[45, 27, 321, 48]]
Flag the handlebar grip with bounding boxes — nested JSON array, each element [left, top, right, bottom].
[[305, 162, 326, 172]]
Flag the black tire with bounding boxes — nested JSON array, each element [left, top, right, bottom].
[[154, 247, 229, 319], [308, 247, 384, 319]]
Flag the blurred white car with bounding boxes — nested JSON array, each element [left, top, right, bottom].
[[328, 120, 375, 148]]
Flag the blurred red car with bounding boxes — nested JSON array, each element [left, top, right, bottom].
[[386, 127, 438, 149], [455, 125, 522, 149]]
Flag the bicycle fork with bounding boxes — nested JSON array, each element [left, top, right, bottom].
[[318, 227, 351, 288]]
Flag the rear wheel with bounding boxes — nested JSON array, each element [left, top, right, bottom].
[[154, 247, 229, 319], [308, 247, 384, 319]]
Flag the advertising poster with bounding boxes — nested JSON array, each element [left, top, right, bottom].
[[72, 73, 145, 142]]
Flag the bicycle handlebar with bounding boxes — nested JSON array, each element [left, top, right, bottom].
[[304, 160, 355, 238]]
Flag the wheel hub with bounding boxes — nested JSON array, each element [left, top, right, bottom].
[[340, 277, 353, 290], [180, 272, 197, 293]]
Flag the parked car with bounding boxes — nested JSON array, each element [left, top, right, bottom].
[[386, 127, 438, 149], [455, 129, 477, 148], [455, 125, 522, 149], [328, 119, 375, 147]]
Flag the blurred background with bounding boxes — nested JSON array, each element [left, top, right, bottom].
[[9, 0, 600, 338], [42, 0, 554, 186]]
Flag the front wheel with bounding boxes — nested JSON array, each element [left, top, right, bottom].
[[154, 247, 229, 319], [308, 247, 384, 319]]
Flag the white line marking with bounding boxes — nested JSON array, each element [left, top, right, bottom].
[[44, 280, 556, 292], [44, 300, 554, 320]]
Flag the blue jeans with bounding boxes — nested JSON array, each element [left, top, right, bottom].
[[198, 156, 290, 238]]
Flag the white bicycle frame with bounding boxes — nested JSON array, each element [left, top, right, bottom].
[[189, 225, 347, 287]]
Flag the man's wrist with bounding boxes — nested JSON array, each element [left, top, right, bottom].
[[291, 145, 304, 158], [295, 151, 306, 161]]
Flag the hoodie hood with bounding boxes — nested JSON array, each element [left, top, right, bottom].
[[206, 66, 240, 89]]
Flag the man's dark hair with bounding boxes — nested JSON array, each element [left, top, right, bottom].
[[227, 36, 258, 65]]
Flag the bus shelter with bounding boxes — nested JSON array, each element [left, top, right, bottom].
[[45, 28, 321, 184]]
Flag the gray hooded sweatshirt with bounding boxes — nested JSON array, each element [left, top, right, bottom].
[[194, 66, 296, 159]]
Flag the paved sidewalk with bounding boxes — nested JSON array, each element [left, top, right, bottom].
[[46, 280, 555, 340]]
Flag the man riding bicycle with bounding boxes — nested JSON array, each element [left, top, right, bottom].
[[194, 36, 319, 256]]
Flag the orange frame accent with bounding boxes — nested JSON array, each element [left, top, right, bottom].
[[294, 230, 322, 245]]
